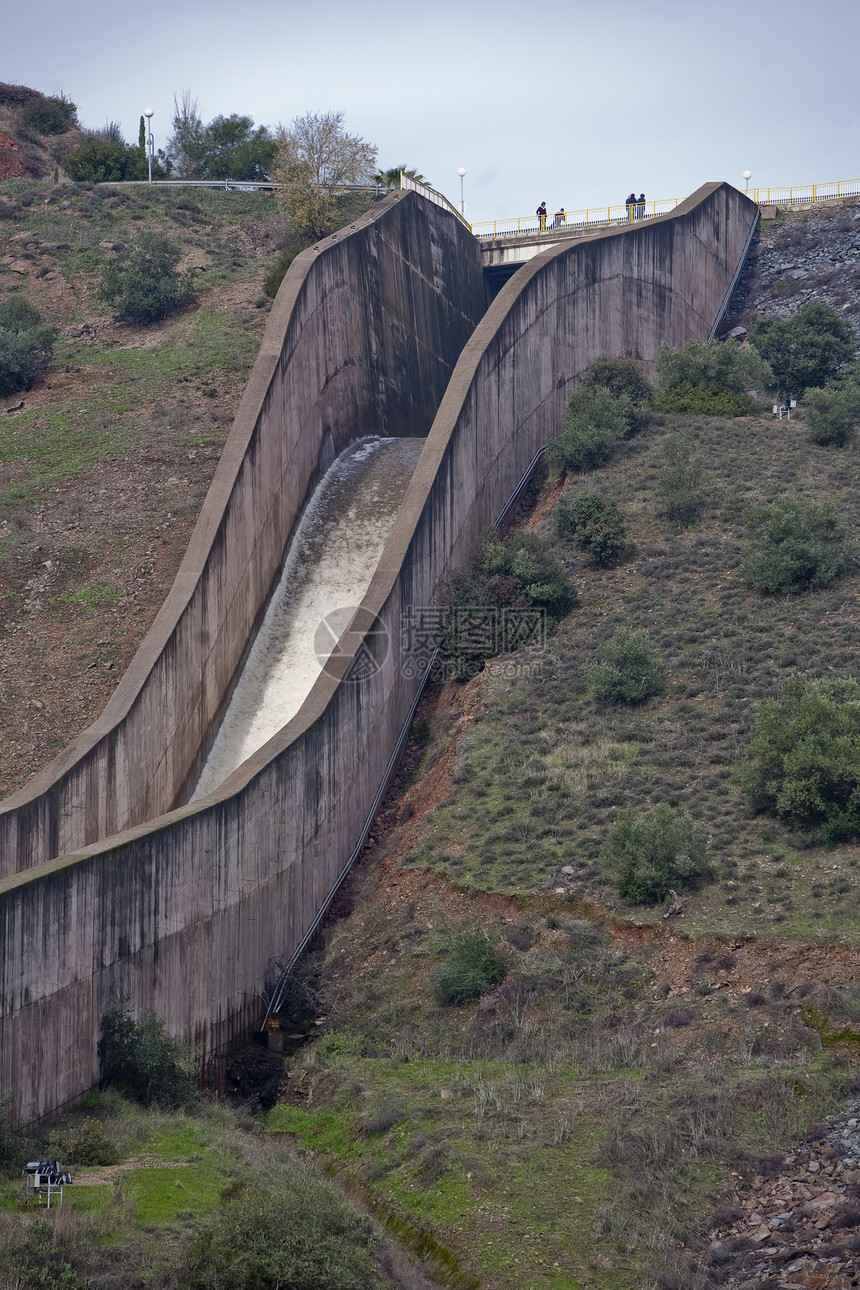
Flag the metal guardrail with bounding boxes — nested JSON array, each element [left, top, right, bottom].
[[743, 177, 860, 205], [398, 173, 472, 230], [471, 197, 679, 240]]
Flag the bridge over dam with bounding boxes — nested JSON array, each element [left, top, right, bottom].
[[0, 181, 759, 1124]]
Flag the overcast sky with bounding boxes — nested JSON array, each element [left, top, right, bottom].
[[4, 0, 857, 224]]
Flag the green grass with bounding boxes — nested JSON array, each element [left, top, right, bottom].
[[402, 413, 860, 939]]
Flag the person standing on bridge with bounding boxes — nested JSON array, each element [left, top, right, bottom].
[[625, 192, 636, 220], [536, 201, 547, 231], [553, 207, 565, 228], [637, 193, 646, 219]]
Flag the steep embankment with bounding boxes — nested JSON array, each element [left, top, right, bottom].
[[261, 200, 860, 1290], [0, 180, 284, 798]]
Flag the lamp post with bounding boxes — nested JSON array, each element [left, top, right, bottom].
[[457, 167, 466, 216], [743, 169, 752, 196], [144, 108, 154, 184]]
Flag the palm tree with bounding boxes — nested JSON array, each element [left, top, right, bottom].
[[373, 165, 428, 190]]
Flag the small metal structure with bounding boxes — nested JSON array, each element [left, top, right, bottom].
[[22, 1160, 72, 1207]]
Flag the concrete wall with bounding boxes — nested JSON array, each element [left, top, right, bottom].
[[0, 183, 759, 1124], [0, 193, 487, 878]]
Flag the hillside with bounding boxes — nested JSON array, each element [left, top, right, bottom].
[[0, 177, 285, 798], [4, 194, 860, 1289]]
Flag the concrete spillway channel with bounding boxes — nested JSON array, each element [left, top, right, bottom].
[[192, 437, 424, 801], [0, 184, 761, 1125]]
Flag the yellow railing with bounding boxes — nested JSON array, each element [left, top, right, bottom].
[[743, 177, 860, 206], [470, 197, 680, 240]]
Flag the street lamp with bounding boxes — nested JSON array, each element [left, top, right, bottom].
[[144, 108, 154, 184], [457, 167, 466, 216], [742, 169, 752, 195]]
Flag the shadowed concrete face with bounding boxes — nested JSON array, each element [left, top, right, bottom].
[[0, 183, 759, 1125]]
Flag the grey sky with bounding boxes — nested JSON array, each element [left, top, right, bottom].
[[5, 0, 857, 223]]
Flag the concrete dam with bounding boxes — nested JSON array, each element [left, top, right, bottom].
[[0, 182, 759, 1123]]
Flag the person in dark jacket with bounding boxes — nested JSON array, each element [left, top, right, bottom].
[[636, 193, 646, 219], [536, 201, 547, 231], [625, 192, 636, 219]]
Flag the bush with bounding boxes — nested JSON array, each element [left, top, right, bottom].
[[65, 134, 152, 183], [99, 231, 195, 324], [182, 1176, 382, 1290], [553, 490, 628, 565], [804, 365, 860, 446], [750, 301, 855, 396], [436, 528, 575, 676], [586, 627, 662, 703], [0, 294, 54, 394], [740, 498, 848, 593], [433, 932, 507, 1004], [657, 434, 706, 528], [68, 1116, 119, 1166], [654, 338, 771, 414], [20, 94, 77, 135], [654, 380, 759, 416], [98, 1000, 198, 1107], [264, 239, 311, 297], [549, 384, 633, 472], [603, 804, 708, 904], [742, 676, 860, 834], [578, 355, 654, 432]]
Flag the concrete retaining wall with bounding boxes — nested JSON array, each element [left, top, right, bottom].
[[0, 193, 487, 878], [0, 183, 759, 1124]]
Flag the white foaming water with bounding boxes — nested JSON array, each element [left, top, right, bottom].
[[192, 436, 424, 800]]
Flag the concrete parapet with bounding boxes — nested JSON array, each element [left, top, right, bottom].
[[0, 183, 758, 1124], [0, 193, 487, 878]]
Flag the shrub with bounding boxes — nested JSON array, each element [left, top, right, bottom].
[[586, 627, 662, 703], [654, 338, 772, 413], [553, 490, 627, 565], [742, 676, 860, 834], [99, 231, 195, 324], [657, 434, 706, 528], [68, 1116, 119, 1166], [433, 932, 507, 1004], [20, 93, 77, 135], [436, 528, 575, 676], [740, 498, 848, 593], [549, 384, 633, 472], [182, 1174, 382, 1290], [750, 301, 855, 396], [264, 239, 311, 297], [99, 1000, 198, 1107], [65, 135, 152, 183], [603, 804, 707, 904], [0, 294, 54, 394], [804, 364, 860, 446], [578, 355, 654, 432]]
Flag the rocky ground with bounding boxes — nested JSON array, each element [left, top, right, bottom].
[[724, 197, 860, 346]]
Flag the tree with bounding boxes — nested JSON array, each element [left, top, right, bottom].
[[553, 490, 628, 566], [750, 301, 855, 397], [549, 384, 633, 472], [578, 355, 654, 432], [161, 93, 276, 180], [0, 295, 54, 394], [99, 231, 195, 324], [373, 164, 428, 189], [586, 627, 662, 704], [20, 93, 77, 135], [99, 1000, 198, 1107], [272, 111, 378, 239], [804, 364, 860, 446]]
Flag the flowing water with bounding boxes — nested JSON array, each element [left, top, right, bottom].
[[192, 436, 424, 800]]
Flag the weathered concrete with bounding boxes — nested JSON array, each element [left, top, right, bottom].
[[0, 183, 759, 1125], [0, 193, 487, 878]]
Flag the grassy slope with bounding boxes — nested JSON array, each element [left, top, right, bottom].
[[269, 403, 860, 1288], [0, 177, 281, 797]]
